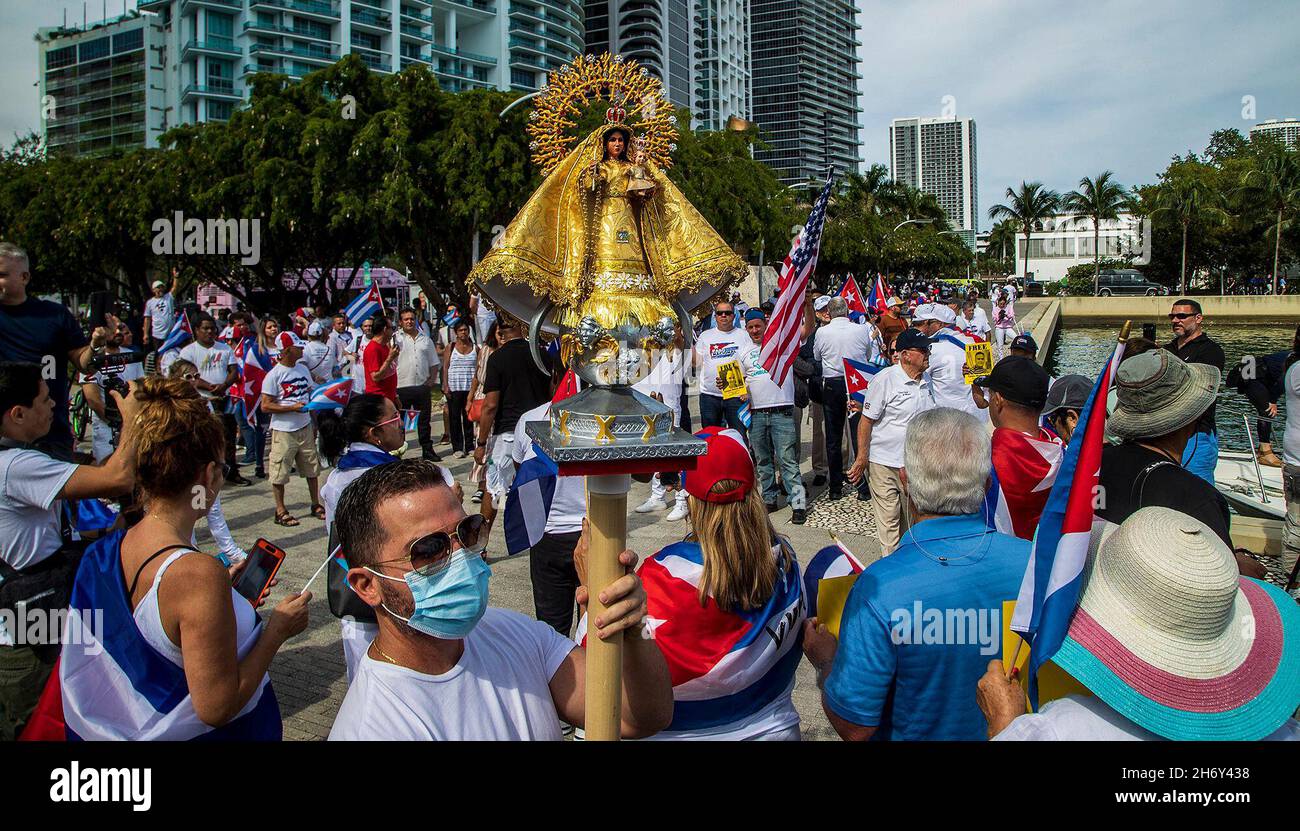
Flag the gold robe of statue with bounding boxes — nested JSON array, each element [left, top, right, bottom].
[[467, 124, 746, 331]]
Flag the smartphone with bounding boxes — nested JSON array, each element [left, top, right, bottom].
[[234, 538, 286, 605]]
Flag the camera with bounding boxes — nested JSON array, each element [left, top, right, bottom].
[[1141, 323, 1157, 342], [90, 350, 141, 429]]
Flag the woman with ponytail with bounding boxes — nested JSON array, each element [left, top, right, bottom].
[[318, 394, 457, 680], [61, 376, 310, 739], [574, 426, 806, 740]]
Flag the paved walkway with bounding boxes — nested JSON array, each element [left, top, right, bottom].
[[192, 408, 884, 741]]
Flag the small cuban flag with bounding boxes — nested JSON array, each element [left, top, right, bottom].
[[843, 356, 883, 403], [442, 309, 459, 327], [302, 377, 354, 411], [737, 400, 752, 429], [402, 408, 420, 432], [504, 441, 558, 557], [343, 283, 383, 327], [158, 311, 193, 354], [838, 274, 869, 319]]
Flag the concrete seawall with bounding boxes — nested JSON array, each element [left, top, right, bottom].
[[1058, 295, 1300, 322], [1019, 299, 1061, 365]]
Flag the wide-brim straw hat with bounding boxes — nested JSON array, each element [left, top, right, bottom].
[[1055, 507, 1300, 740], [1108, 350, 1219, 441]]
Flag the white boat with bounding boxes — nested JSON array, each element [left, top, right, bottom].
[[1215, 450, 1285, 520]]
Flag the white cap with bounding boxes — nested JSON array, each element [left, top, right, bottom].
[[151, 280, 165, 289], [813, 295, 832, 311], [307, 320, 327, 337], [913, 303, 956, 325]]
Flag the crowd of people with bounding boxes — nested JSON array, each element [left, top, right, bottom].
[[1, 238, 1297, 743]]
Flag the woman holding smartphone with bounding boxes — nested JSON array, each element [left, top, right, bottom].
[[60, 376, 309, 740]]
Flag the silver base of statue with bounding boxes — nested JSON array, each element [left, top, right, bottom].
[[525, 385, 705, 465]]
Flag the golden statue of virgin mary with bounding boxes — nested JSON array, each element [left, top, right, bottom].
[[467, 53, 745, 367]]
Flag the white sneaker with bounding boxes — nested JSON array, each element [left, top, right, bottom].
[[666, 503, 688, 522], [634, 496, 665, 513]]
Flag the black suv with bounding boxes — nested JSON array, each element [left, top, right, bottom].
[[1096, 270, 1167, 296]]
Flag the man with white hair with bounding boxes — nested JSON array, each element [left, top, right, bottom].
[[804, 407, 1032, 741], [0, 242, 108, 460], [814, 296, 880, 500]]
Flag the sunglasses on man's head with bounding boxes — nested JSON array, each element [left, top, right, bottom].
[[375, 514, 486, 574], [1168, 312, 1196, 320]]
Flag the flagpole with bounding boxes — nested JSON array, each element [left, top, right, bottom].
[[1006, 318, 1131, 681], [584, 473, 630, 740]]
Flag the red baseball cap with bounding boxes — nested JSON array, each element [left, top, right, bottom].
[[275, 331, 305, 351], [684, 427, 755, 503]]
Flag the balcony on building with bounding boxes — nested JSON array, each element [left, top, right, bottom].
[[181, 36, 243, 61], [249, 0, 342, 23], [182, 80, 243, 102], [249, 40, 339, 65], [351, 4, 393, 33]]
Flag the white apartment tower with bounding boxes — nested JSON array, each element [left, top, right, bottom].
[[889, 116, 978, 249]]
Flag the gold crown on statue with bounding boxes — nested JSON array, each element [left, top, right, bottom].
[[526, 52, 678, 175]]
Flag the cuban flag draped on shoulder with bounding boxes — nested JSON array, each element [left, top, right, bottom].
[[302, 377, 354, 412], [157, 310, 193, 354], [576, 539, 806, 737], [343, 283, 384, 327], [1010, 336, 1126, 707], [59, 531, 281, 740]]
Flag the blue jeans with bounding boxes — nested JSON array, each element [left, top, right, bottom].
[[750, 407, 806, 509], [1181, 430, 1219, 485], [699, 393, 747, 440]]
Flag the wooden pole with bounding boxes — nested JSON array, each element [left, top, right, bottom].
[[584, 474, 630, 741]]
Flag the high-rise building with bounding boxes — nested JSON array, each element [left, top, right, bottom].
[[1249, 118, 1300, 149], [37, 0, 584, 153], [582, 0, 694, 110], [693, 0, 749, 131], [749, 0, 861, 187], [889, 116, 978, 249], [36, 11, 167, 158]]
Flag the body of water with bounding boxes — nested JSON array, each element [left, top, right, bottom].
[[1045, 323, 1296, 453]]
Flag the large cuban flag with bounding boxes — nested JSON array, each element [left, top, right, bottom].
[[1010, 336, 1126, 707], [575, 540, 806, 736], [343, 283, 383, 328], [503, 441, 558, 557], [236, 338, 272, 428], [302, 377, 354, 412], [838, 274, 869, 317], [865, 274, 891, 314], [983, 429, 1063, 540], [59, 531, 281, 740]]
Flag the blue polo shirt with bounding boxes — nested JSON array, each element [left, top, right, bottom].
[[823, 513, 1030, 740]]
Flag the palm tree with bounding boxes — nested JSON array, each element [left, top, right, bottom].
[[986, 219, 1018, 266], [1061, 171, 1131, 295], [987, 182, 1061, 280], [1151, 177, 1228, 294], [1241, 147, 1300, 294]]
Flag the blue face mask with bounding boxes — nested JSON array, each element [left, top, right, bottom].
[[368, 547, 492, 639]]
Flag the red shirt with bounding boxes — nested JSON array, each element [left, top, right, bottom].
[[363, 339, 398, 402]]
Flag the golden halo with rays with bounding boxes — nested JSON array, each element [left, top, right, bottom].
[[526, 52, 679, 175]]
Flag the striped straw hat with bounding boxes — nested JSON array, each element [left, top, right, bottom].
[[1054, 507, 1300, 740]]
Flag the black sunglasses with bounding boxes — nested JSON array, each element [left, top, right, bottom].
[[376, 514, 486, 574], [1168, 312, 1196, 320]]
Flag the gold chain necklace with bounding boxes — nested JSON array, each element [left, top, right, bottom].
[[374, 643, 399, 665]]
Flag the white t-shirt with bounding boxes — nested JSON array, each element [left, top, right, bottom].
[[260, 361, 314, 432], [633, 348, 684, 425], [327, 608, 576, 740], [350, 334, 371, 393], [862, 364, 935, 468], [0, 447, 78, 645], [694, 327, 750, 397], [178, 341, 234, 401], [145, 292, 175, 339], [395, 331, 438, 388], [513, 403, 585, 535], [301, 340, 337, 384], [928, 330, 979, 416], [994, 694, 1300, 741], [813, 317, 879, 378], [1284, 362, 1300, 467], [955, 310, 990, 338], [474, 300, 497, 345], [740, 341, 794, 408]]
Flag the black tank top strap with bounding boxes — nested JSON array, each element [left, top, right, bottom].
[[126, 544, 201, 599]]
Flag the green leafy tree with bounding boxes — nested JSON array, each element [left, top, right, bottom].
[[1061, 171, 1132, 294], [1240, 144, 1300, 294], [987, 182, 1060, 280], [1149, 160, 1229, 294]]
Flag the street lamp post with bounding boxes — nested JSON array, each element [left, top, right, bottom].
[[885, 218, 935, 281]]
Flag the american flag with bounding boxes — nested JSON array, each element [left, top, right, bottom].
[[760, 174, 834, 385]]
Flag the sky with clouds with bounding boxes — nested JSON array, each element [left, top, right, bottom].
[[1, 0, 1296, 234]]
